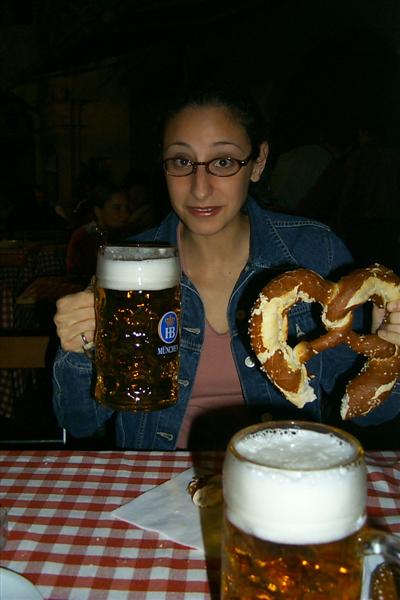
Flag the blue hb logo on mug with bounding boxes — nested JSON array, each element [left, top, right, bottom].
[[158, 311, 178, 344]]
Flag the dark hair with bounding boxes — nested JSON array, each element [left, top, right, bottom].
[[90, 182, 126, 209], [160, 81, 269, 157]]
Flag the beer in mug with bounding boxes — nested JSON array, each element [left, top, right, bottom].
[[221, 421, 400, 599], [94, 243, 180, 412]]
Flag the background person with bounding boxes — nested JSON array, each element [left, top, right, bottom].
[[66, 182, 130, 283], [123, 169, 157, 234]]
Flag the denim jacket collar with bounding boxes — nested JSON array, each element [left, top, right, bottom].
[[143, 196, 301, 271]]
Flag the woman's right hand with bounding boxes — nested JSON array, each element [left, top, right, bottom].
[[54, 290, 95, 352]]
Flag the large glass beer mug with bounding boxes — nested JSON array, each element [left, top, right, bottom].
[[94, 243, 180, 412], [221, 421, 400, 599]]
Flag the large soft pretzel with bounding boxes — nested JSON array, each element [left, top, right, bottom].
[[249, 264, 400, 419]]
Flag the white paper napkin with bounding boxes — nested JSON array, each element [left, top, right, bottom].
[[111, 467, 222, 556]]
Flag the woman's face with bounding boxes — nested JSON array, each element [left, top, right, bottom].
[[96, 192, 130, 229], [163, 105, 268, 237]]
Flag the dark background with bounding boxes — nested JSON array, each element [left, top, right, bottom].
[[0, 0, 399, 217]]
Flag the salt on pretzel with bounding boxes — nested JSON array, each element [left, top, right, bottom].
[[249, 264, 400, 419]]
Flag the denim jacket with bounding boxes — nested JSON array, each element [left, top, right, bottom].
[[53, 197, 400, 449]]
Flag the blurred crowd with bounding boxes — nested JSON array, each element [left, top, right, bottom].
[[264, 119, 400, 272], [257, 30, 400, 274]]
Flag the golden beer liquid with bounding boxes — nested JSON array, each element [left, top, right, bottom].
[[221, 516, 363, 600], [94, 283, 180, 411]]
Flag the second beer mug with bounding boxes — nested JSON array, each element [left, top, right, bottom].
[[94, 243, 181, 412], [221, 421, 400, 599]]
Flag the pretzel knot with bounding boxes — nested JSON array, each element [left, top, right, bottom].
[[249, 264, 400, 419]]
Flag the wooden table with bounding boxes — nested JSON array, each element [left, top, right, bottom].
[[0, 450, 398, 599]]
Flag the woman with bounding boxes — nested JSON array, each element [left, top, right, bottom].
[[53, 84, 400, 450], [66, 182, 130, 283]]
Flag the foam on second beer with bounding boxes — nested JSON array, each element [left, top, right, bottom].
[[224, 427, 367, 545], [96, 246, 180, 291]]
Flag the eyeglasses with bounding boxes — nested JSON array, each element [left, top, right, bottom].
[[163, 154, 253, 177]]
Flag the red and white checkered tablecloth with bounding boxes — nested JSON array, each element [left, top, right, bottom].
[[0, 451, 223, 600], [0, 450, 398, 600], [365, 450, 400, 536]]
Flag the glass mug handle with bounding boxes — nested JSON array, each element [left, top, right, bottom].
[[361, 529, 400, 598], [81, 277, 96, 360]]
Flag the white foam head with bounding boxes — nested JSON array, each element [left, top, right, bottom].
[[223, 424, 367, 544], [96, 245, 180, 291]]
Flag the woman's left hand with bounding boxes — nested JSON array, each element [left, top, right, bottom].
[[372, 300, 400, 346]]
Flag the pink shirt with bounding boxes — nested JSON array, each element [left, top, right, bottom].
[[176, 225, 244, 448], [177, 321, 244, 448]]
